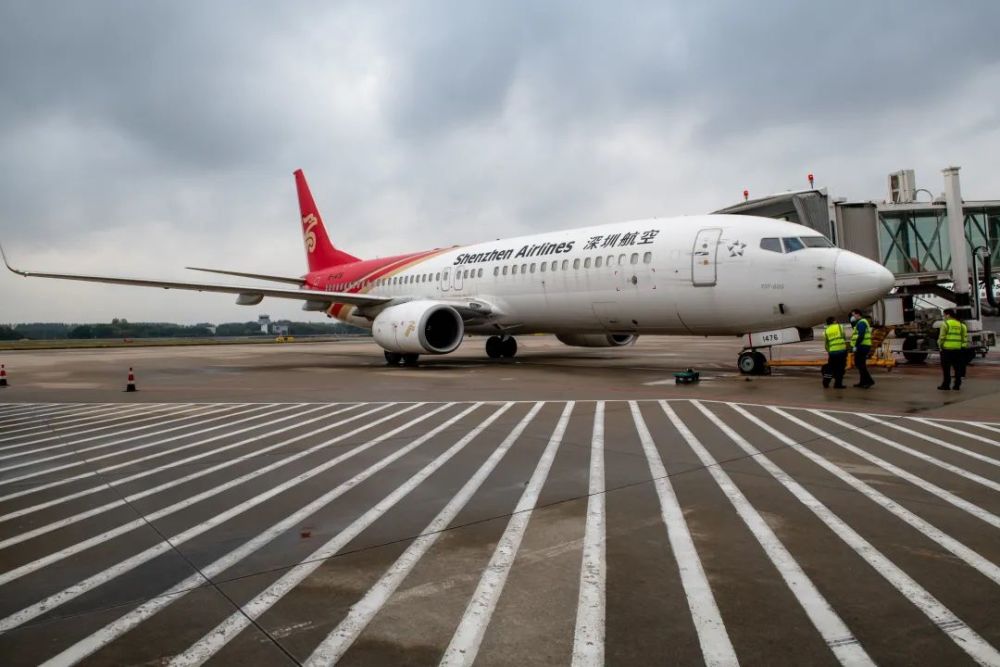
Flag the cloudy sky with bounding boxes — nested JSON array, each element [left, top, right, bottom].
[[1, 1, 998, 324]]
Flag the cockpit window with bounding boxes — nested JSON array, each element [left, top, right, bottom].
[[782, 237, 805, 252], [800, 236, 834, 248], [760, 237, 782, 253]]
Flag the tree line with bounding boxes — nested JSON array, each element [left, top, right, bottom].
[[0, 319, 366, 340]]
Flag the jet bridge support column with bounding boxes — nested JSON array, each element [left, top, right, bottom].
[[943, 166, 972, 320]]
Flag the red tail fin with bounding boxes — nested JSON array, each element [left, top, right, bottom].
[[294, 169, 360, 271]]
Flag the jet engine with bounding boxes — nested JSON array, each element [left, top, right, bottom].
[[556, 333, 637, 347], [372, 301, 464, 354]]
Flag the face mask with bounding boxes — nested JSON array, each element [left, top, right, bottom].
[[850, 315, 857, 323]]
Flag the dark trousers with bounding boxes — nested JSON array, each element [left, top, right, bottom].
[[854, 346, 873, 386], [940, 349, 966, 388], [825, 352, 847, 387]]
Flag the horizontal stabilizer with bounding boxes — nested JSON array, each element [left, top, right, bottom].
[[186, 266, 305, 285]]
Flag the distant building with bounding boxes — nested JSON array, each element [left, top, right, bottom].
[[273, 324, 290, 336], [258, 315, 271, 334]]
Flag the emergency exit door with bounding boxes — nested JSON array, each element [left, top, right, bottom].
[[691, 228, 722, 286]]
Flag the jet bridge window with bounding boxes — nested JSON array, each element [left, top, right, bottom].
[[782, 237, 805, 253], [760, 238, 782, 253]]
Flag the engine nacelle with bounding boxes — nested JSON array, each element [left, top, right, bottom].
[[556, 333, 638, 348], [372, 301, 464, 354]]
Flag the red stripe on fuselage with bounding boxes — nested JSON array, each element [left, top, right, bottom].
[[300, 247, 457, 319]]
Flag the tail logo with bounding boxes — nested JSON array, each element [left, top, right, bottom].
[[302, 214, 319, 253]]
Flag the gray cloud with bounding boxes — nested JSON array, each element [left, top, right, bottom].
[[1, 1, 998, 323]]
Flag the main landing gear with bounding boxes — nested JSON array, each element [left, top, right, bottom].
[[485, 335, 518, 359], [384, 351, 420, 366], [738, 350, 768, 375]]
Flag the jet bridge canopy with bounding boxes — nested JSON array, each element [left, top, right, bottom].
[[715, 189, 1000, 284]]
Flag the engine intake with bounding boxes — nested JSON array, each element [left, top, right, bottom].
[[556, 333, 637, 348], [372, 301, 464, 354]]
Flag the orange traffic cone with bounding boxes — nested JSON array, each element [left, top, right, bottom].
[[126, 367, 137, 392], [0, 364, 7, 387]]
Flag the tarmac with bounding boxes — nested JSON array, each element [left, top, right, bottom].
[[0, 335, 998, 665]]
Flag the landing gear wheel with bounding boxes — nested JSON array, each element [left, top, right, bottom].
[[402, 353, 420, 366], [384, 351, 403, 366], [902, 335, 928, 364], [738, 351, 767, 375], [501, 336, 518, 359], [486, 336, 503, 359]]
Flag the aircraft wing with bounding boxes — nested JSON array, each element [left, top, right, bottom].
[[1, 246, 390, 308], [185, 266, 306, 285]]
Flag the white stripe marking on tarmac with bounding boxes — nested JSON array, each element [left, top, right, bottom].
[[440, 402, 575, 667], [859, 414, 1000, 469], [761, 407, 1000, 584], [703, 402, 1000, 666], [807, 411, 1000, 526], [909, 417, 1000, 448], [0, 403, 288, 501], [664, 401, 873, 666], [0, 402, 423, 631], [174, 402, 531, 667], [0, 404, 200, 469], [630, 401, 738, 666], [571, 401, 606, 667], [0, 405, 126, 440], [0, 403, 165, 442], [38, 402, 475, 667], [0, 403, 379, 566]]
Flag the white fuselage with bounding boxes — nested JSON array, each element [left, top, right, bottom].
[[338, 214, 894, 337]]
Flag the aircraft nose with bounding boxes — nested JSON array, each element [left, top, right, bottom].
[[834, 251, 895, 311]]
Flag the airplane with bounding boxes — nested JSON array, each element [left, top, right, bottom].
[[2, 170, 895, 373]]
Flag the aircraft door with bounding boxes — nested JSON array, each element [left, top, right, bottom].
[[692, 228, 722, 286]]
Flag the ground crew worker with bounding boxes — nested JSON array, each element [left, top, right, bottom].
[[849, 309, 874, 388], [938, 308, 969, 390], [822, 316, 848, 388]]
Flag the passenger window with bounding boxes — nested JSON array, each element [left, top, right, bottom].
[[512, 265, 518, 275], [630, 253, 639, 265], [521, 263, 527, 273], [530, 263, 536, 273], [562, 260, 569, 270], [782, 237, 805, 252], [584, 257, 591, 268], [618, 254, 626, 265], [503, 265, 509, 275], [540, 262, 546, 272], [493, 266, 499, 276], [551, 261, 557, 271], [573, 258, 580, 269], [435, 272, 441, 281], [759, 238, 782, 253], [478, 268, 483, 278], [595, 257, 603, 268]]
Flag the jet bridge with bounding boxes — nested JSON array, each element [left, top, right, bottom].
[[715, 167, 999, 370]]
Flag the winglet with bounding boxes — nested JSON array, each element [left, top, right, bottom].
[[0, 244, 28, 276]]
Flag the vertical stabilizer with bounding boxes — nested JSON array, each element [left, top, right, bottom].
[[294, 169, 360, 271]]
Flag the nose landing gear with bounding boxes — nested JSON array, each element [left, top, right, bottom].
[[738, 350, 768, 375], [486, 335, 518, 359]]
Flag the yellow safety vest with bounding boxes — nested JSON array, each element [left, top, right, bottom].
[[824, 323, 847, 353], [850, 318, 873, 348], [940, 318, 968, 350]]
